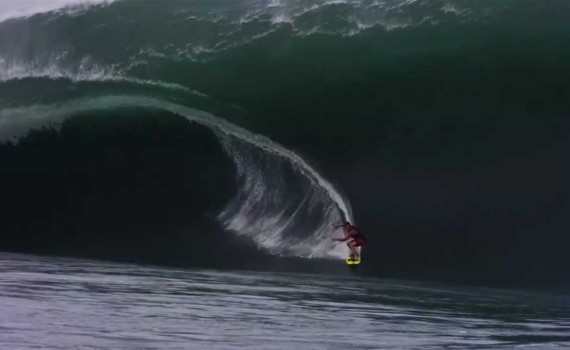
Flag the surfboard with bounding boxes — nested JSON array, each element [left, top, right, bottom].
[[345, 247, 362, 265], [345, 257, 361, 265]]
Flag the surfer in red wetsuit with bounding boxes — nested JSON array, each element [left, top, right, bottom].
[[332, 221, 366, 260]]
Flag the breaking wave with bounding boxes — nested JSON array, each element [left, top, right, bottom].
[[2, 0, 569, 274], [0, 95, 352, 258]]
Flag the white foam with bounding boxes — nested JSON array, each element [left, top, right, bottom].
[[441, 3, 469, 16], [0, 58, 194, 93], [0, 0, 116, 23], [0, 56, 114, 82], [217, 135, 347, 257]]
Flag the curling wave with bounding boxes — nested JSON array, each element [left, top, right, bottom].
[[0, 95, 352, 258]]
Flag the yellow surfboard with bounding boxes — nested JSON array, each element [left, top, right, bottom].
[[345, 257, 361, 265], [345, 247, 362, 265]]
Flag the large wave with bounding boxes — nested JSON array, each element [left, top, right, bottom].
[[2, 0, 570, 279], [0, 0, 490, 74], [0, 95, 352, 258]]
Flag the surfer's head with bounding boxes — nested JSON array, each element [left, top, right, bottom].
[[343, 221, 351, 227]]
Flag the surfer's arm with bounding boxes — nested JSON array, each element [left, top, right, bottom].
[[333, 236, 349, 242]]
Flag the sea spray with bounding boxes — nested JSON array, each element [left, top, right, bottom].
[[0, 95, 352, 258]]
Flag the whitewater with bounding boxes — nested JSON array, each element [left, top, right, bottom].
[[0, 0, 117, 23]]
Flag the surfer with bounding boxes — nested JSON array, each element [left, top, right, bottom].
[[332, 221, 367, 260]]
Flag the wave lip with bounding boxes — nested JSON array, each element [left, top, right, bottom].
[[0, 0, 117, 23], [0, 57, 197, 94]]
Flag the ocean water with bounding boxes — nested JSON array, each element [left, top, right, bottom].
[[1, 253, 569, 349], [1, 0, 570, 323], [1, 0, 570, 281]]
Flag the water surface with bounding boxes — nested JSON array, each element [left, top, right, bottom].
[[1, 253, 569, 349]]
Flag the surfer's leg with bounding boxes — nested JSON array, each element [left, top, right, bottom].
[[345, 239, 352, 258], [352, 243, 359, 259], [347, 240, 357, 259], [353, 240, 364, 259]]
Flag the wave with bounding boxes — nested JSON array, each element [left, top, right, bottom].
[[0, 0, 483, 67], [0, 57, 195, 94], [2, 0, 570, 280], [0, 0, 116, 23], [0, 95, 352, 258]]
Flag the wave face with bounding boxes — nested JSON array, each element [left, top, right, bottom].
[[1, 0, 570, 278], [0, 95, 351, 258]]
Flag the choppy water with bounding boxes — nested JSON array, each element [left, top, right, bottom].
[[1, 253, 569, 349]]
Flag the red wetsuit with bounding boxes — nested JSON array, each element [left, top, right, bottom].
[[347, 225, 367, 247], [336, 223, 367, 247]]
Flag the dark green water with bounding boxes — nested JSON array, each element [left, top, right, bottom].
[[1, 0, 570, 285]]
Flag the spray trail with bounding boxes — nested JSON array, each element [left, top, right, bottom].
[[0, 95, 352, 258]]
